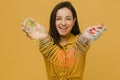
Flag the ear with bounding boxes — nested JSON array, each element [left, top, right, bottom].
[[73, 17, 76, 25]]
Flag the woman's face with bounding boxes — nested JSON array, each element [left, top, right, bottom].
[[55, 7, 76, 36]]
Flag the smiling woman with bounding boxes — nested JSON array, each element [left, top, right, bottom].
[[21, 1, 106, 80]]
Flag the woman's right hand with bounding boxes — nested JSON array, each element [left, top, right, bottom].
[[21, 18, 48, 40]]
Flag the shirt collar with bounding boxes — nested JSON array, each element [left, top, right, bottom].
[[60, 33, 76, 47]]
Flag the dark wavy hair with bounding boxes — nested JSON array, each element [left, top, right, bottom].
[[49, 1, 81, 47]]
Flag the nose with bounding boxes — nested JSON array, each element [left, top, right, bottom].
[[61, 19, 66, 26]]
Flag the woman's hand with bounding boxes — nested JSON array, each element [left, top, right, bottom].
[[82, 24, 106, 41], [21, 18, 48, 40]]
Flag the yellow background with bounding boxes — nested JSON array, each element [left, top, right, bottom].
[[0, 0, 120, 80]]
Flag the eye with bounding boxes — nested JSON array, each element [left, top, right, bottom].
[[56, 17, 61, 20], [56, 18, 60, 20], [66, 17, 73, 20], [66, 18, 72, 20]]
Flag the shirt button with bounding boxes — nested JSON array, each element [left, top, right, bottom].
[[65, 47, 67, 49], [63, 70, 65, 72]]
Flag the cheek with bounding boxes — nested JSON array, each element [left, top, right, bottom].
[[69, 25, 74, 31], [68, 21, 74, 28], [55, 21, 59, 26], [69, 22, 74, 26], [69, 23, 74, 31], [66, 19, 74, 25], [55, 21, 61, 28], [55, 20, 74, 28]]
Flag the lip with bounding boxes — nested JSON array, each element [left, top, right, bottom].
[[58, 26, 68, 31]]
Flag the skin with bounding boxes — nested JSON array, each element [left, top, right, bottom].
[[55, 7, 76, 45]]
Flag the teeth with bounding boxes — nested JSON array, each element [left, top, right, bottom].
[[59, 27, 67, 30]]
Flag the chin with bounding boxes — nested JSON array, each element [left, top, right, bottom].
[[59, 33, 68, 36]]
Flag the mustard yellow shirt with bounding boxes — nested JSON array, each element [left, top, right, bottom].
[[39, 34, 90, 80]]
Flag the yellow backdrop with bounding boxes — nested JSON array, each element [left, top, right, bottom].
[[0, 0, 120, 80]]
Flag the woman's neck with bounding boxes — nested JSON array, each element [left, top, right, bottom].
[[60, 33, 71, 45]]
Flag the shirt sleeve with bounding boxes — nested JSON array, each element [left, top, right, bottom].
[[75, 33, 90, 54], [38, 35, 58, 59]]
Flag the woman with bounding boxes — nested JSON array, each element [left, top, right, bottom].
[[22, 1, 105, 80]]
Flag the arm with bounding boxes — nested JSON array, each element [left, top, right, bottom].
[[21, 18, 57, 57], [75, 24, 106, 53]]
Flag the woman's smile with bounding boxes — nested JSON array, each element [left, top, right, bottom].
[[58, 26, 68, 32]]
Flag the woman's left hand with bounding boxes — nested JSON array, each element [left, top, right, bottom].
[[82, 24, 106, 41]]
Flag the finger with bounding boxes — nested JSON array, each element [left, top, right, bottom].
[[21, 27, 24, 31], [97, 24, 104, 29], [87, 26, 97, 34], [29, 18, 36, 23], [21, 23, 24, 30], [93, 30, 101, 37], [21, 26, 27, 32], [92, 27, 104, 36], [29, 18, 41, 28], [25, 32, 32, 37], [21, 23, 24, 27], [26, 33, 34, 40], [28, 18, 39, 28]]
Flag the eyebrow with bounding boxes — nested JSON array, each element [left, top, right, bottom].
[[56, 16, 73, 18]]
